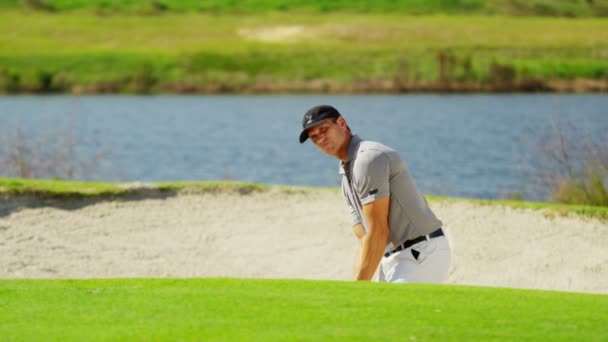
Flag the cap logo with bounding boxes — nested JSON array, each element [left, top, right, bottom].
[[304, 113, 314, 126]]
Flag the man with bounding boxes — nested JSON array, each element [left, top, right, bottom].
[[299, 105, 451, 283]]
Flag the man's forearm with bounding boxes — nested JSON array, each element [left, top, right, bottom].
[[356, 197, 390, 281], [354, 229, 388, 281], [353, 243, 362, 278]]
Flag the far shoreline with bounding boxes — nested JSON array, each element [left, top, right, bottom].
[[3, 77, 607, 96]]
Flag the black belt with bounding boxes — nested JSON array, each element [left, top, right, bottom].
[[384, 228, 444, 258]]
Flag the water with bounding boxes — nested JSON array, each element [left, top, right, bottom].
[[1, 94, 606, 200]]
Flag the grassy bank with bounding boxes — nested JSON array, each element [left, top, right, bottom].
[[2, 178, 608, 220], [428, 195, 608, 221], [0, 178, 269, 197], [0, 278, 606, 340], [0, 11, 607, 93]]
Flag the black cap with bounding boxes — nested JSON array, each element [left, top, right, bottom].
[[299, 105, 341, 143]]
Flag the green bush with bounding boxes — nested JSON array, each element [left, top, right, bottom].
[[541, 121, 608, 207], [126, 63, 157, 93], [20, 0, 53, 11], [134, 0, 168, 15], [488, 62, 517, 84], [0, 69, 21, 93], [35, 70, 54, 92], [551, 160, 608, 206]]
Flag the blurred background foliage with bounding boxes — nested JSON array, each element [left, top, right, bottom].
[[3, 0, 608, 16]]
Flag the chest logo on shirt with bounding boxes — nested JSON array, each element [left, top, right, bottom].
[[369, 189, 378, 195]]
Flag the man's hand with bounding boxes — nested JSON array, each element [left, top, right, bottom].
[[354, 196, 390, 281]]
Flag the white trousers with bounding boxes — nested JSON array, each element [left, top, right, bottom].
[[374, 235, 451, 283]]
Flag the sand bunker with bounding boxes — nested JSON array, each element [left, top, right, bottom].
[[1, 190, 607, 294]]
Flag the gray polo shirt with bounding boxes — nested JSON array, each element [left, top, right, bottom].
[[340, 135, 442, 253]]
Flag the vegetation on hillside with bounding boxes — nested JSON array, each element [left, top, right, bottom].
[[0, 12, 606, 94], [3, 0, 608, 17]]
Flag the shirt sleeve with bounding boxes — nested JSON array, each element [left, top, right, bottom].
[[353, 150, 391, 205], [341, 177, 362, 226]]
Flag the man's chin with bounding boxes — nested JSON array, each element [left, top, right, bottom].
[[321, 147, 338, 158]]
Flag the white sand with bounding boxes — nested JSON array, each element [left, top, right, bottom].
[[1, 190, 607, 294]]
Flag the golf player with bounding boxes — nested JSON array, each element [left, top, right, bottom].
[[299, 105, 451, 283]]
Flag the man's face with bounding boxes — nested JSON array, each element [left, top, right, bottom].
[[307, 118, 348, 158]]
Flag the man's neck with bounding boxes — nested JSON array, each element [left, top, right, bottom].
[[337, 133, 352, 161]]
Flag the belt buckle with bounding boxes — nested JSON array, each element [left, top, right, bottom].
[[385, 242, 404, 258]]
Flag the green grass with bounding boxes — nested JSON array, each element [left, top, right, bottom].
[[0, 11, 607, 93], [3, 0, 608, 17], [0, 178, 270, 197], [428, 195, 608, 221], [0, 178, 131, 197], [0, 278, 606, 341], [2, 177, 608, 220]]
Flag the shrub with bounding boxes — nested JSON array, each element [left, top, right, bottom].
[[135, 0, 169, 15], [127, 63, 157, 94], [539, 120, 608, 206], [488, 61, 517, 85], [35, 70, 55, 93], [551, 165, 608, 206], [0, 69, 21, 93], [20, 0, 54, 11]]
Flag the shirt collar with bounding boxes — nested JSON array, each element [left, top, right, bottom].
[[338, 134, 361, 174]]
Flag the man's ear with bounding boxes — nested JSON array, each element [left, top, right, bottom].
[[336, 116, 347, 128]]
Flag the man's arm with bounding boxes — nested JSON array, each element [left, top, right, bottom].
[[352, 223, 365, 278], [354, 196, 390, 281]]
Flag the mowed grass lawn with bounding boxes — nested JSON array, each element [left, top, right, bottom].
[[0, 278, 607, 341], [1, 11, 607, 88], [2, 12, 606, 53]]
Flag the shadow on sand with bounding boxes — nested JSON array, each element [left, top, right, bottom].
[[0, 186, 265, 218]]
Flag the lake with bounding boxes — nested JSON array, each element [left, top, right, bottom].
[[1, 94, 607, 201]]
